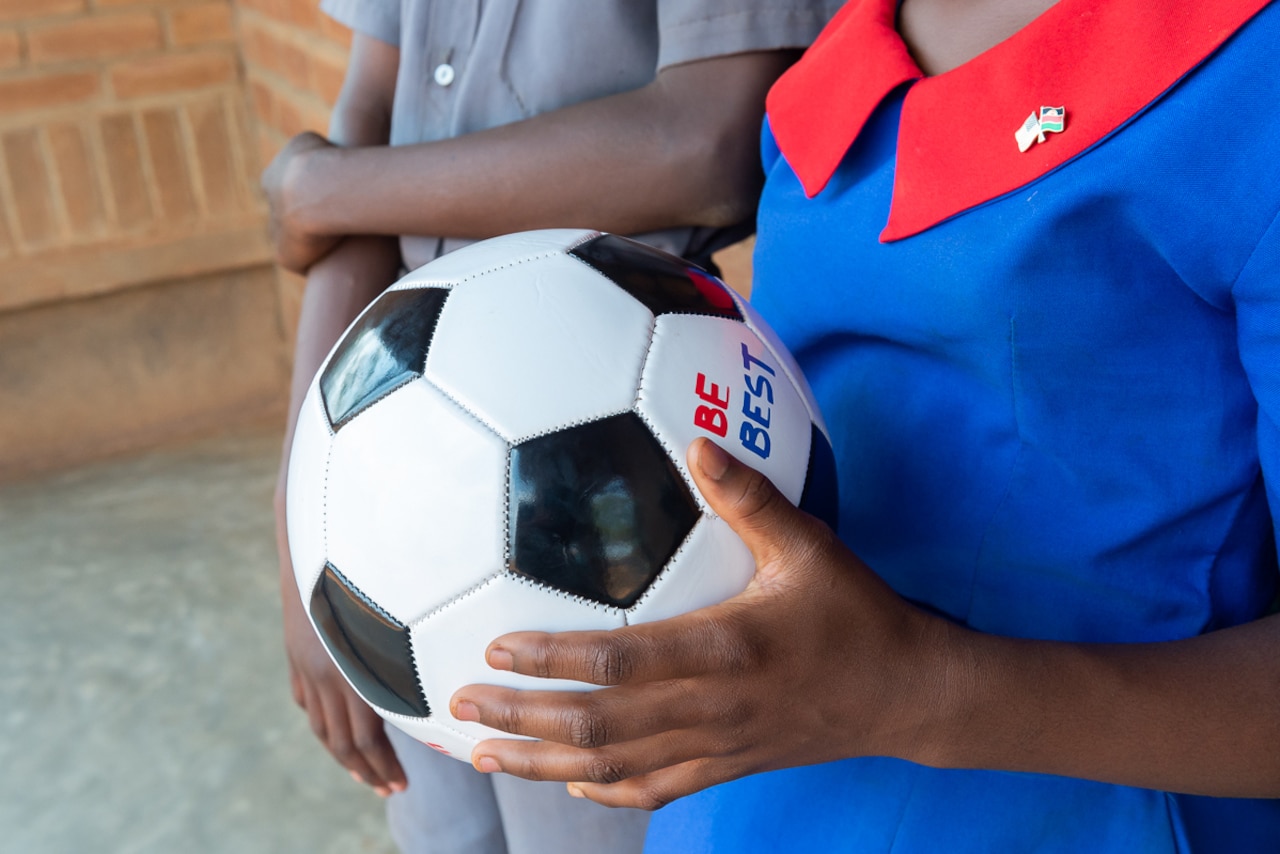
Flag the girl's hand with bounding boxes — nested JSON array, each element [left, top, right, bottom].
[[450, 438, 957, 809]]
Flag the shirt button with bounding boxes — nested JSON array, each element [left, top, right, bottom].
[[434, 63, 455, 87]]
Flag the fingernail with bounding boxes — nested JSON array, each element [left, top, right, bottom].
[[349, 771, 363, 784], [488, 646, 514, 671], [390, 781, 407, 793], [567, 783, 586, 799], [375, 786, 391, 798], [453, 700, 479, 722], [697, 439, 731, 481], [475, 755, 501, 774]]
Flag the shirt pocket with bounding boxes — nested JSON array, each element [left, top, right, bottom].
[[495, 1, 659, 119]]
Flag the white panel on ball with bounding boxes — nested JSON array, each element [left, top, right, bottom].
[[391, 229, 600, 292], [425, 253, 654, 442], [733, 294, 828, 433], [626, 515, 755, 626], [382, 714, 480, 764], [326, 379, 508, 625], [637, 314, 812, 506], [286, 386, 334, 596], [411, 574, 625, 743]]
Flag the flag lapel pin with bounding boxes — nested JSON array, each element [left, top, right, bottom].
[[1015, 106, 1066, 152]]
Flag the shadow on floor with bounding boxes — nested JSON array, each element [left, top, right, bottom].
[[0, 427, 396, 853]]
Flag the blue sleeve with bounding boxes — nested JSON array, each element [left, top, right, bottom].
[[320, 0, 400, 47], [761, 116, 782, 175], [1233, 205, 1280, 559]]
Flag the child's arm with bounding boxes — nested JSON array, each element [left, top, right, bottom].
[[260, 49, 798, 273], [272, 32, 405, 797]]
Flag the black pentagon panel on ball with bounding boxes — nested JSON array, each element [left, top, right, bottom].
[[799, 423, 840, 531], [508, 412, 700, 608], [320, 287, 449, 430], [569, 233, 742, 321], [309, 563, 430, 718]]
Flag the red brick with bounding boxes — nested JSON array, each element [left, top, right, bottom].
[[99, 112, 152, 228], [276, 37, 308, 90], [301, 99, 329, 136], [240, 0, 318, 29], [272, 88, 304, 136], [27, 12, 161, 65], [235, 0, 288, 26], [712, 236, 755, 298], [246, 75, 275, 126], [236, 17, 273, 72], [236, 16, 266, 63], [167, 2, 233, 47], [265, 84, 327, 138], [110, 51, 236, 99], [93, 0, 187, 7], [306, 43, 345, 104], [226, 99, 262, 193], [316, 12, 351, 48], [264, 32, 304, 90], [255, 123, 283, 171], [0, 0, 84, 24], [3, 129, 58, 247], [185, 97, 241, 216], [141, 107, 197, 221], [0, 196, 13, 258], [236, 0, 340, 41], [0, 28, 20, 68], [47, 122, 107, 235], [241, 18, 307, 89], [0, 70, 98, 112], [283, 0, 320, 30]]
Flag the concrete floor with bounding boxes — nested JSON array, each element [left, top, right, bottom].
[[0, 427, 396, 853]]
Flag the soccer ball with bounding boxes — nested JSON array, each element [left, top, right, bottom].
[[285, 229, 836, 760]]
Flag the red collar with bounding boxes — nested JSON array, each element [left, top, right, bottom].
[[766, 0, 1272, 241]]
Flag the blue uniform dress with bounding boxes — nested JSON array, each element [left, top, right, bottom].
[[645, 0, 1280, 850]]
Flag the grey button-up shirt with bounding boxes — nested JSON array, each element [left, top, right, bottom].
[[320, 0, 843, 269]]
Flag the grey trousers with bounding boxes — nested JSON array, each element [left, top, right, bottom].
[[385, 725, 651, 854]]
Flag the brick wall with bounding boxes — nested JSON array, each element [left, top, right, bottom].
[[232, 0, 351, 336], [0, 0, 270, 307], [234, 0, 345, 172], [0, 0, 288, 479], [0, 1, 757, 479]]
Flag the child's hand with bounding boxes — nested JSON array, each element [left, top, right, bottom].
[[261, 131, 342, 273], [275, 478, 406, 797], [450, 438, 957, 809]]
